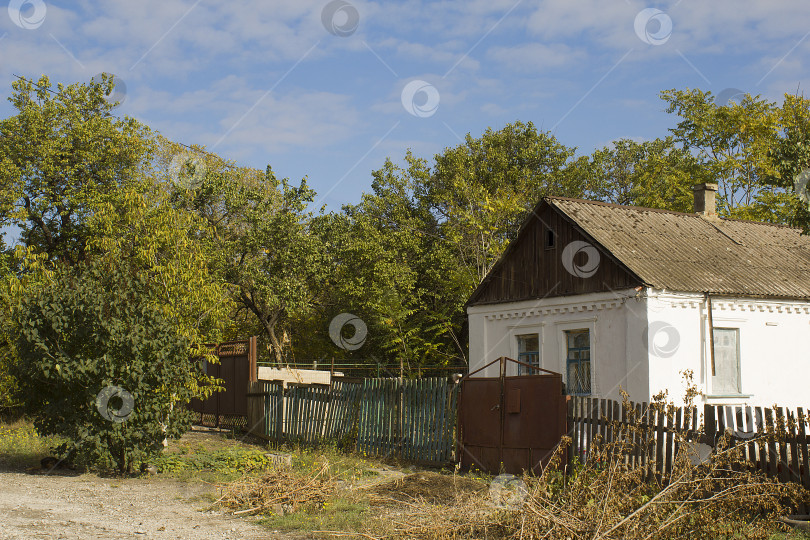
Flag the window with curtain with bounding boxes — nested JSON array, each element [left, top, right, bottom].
[[712, 328, 741, 395]]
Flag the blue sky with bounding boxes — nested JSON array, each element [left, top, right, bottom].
[[1, 0, 809, 211]]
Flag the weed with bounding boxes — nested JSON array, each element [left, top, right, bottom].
[[259, 495, 371, 533], [153, 446, 275, 481], [0, 418, 65, 470]]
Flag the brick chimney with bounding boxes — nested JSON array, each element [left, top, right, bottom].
[[693, 183, 718, 218]]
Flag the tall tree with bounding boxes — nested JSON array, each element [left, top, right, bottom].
[[660, 88, 786, 221], [163, 142, 324, 366], [0, 76, 229, 471], [304, 122, 582, 371], [9, 186, 228, 472], [0, 75, 154, 265], [571, 137, 705, 213], [762, 93, 810, 230], [424, 121, 580, 282]]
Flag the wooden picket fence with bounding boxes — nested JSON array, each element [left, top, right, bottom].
[[246, 377, 458, 464], [567, 397, 810, 495]]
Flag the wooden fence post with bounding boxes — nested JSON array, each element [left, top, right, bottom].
[[703, 404, 716, 446]]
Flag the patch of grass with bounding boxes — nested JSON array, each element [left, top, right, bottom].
[[153, 445, 276, 482], [257, 495, 372, 534], [0, 418, 64, 470], [772, 528, 810, 539], [281, 443, 381, 484]]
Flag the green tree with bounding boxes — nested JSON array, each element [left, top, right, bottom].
[[305, 122, 581, 372], [571, 137, 704, 212], [661, 88, 786, 221], [0, 75, 154, 264], [0, 236, 19, 412], [310, 196, 465, 374], [762, 93, 810, 230], [1, 75, 228, 471], [9, 187, 228, 472], [424, 121, 580, 282], [163, 142, 324, 366]]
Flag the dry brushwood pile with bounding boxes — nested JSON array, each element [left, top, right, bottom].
[[370, 471, 487, 505], [514, 433, 806, 539], [367, 473, 512, 539], [215, 462, 335, 516], [393, 390, 810, 540]]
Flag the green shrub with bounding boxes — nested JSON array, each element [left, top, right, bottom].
[[10, 257, 214, 473]]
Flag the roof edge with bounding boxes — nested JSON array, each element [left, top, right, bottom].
[[544, 196, 801, 230]]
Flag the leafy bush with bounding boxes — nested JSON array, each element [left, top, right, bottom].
[[0, 341, 21, 413], [10, 255, 216, 473]]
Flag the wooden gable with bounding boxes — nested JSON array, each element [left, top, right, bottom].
[[467, 201, 643, 306]]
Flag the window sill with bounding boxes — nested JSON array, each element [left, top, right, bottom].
[[705, 394, 752, 400]]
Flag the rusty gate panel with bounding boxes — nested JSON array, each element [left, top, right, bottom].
[[458, 357, 567, 475], [457, 377, 502, 472], [501, 374, 567, 474]]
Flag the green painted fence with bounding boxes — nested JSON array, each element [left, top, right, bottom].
[[246, 377, 458, 464]]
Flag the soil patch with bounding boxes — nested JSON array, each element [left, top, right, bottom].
[[0, 470, 286, 539], [370, 471, 487, 505]]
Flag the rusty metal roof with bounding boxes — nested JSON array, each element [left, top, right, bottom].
[[547, 196, 810, 299]]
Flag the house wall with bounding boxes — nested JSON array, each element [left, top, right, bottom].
[[467, 289, 650, 402], [644, 291, 810, 410], [468, 289, 810, 410]]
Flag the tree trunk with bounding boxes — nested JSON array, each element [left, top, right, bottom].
[[239, 289, 285, 366], [262, 312, 283, 366]]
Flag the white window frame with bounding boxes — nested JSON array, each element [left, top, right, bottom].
[[701, 313, 751, 400]]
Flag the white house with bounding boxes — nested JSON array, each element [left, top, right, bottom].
[[466, 184, 810, 410]]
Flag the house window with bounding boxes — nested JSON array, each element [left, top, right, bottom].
[[566, 329, 591, 395], [711, 328, 741, 395], [544, 228, 556, 249], [517, 334, 540, 375]]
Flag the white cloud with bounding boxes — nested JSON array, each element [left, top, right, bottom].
[[122, 77, 362, 157], [480, 102, 509, 116], [525, 0, 810, 58], [487, 42, 586, 72]]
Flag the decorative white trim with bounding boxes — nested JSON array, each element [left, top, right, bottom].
[[483, 301, 621, 321], [671, 299, 810, 314]]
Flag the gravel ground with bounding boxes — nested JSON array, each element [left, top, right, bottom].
[[0, 470, 286, 540]]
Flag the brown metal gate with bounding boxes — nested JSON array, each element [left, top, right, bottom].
[[457, 357, 567, 474], [189, 337, 258, 428]]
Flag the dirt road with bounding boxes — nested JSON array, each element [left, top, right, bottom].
[[0, 470, 284, 540]]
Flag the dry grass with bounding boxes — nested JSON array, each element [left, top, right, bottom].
[[386, 380, 810, 540], [369, 471, 487, 505], [214, 462, 335, 516]]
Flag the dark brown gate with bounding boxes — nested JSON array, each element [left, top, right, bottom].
[[457, 357, 567, 474], [189, 337, 258, 429]]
